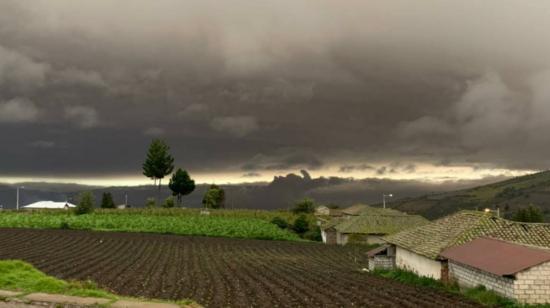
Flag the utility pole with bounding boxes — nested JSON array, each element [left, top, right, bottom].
[[16, 186, 24, 211], [382, 193, 393, 209]]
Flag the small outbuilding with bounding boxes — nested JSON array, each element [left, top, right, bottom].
[[367, 244, 396, 271], [23, 201, 76, 210], [441, 237, 550, 304], [384, 211, 506, 279]]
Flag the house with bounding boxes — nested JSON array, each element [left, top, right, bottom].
[[23, 201, 76, 210], [382, 210, 550, 280], [321, 206, 429, 245], [383, 211, 507, 279], [441, 237, 550, 304]]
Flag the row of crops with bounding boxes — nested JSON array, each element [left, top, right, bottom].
[[0, 209, 307, 241]]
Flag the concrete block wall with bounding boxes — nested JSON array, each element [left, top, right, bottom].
[[368, 256, 394, 271], [450, 261, 550, 304], [449, 262, 514, 298], [513, 262, 550, 304]]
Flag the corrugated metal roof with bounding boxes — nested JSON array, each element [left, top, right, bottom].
[[440, 237, 550, 276]]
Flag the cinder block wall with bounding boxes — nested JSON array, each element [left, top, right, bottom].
[[449, 262, 514, 298], [450, 261, 550, 304], [513, 262, 550, 304]]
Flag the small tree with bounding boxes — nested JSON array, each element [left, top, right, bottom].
[[202, 184, 225, 209], [271, 217, 288, 229], [100, 192, 115, 209], [292, 198, 315, 214], [75, 191, 94, 215], [142, 139, 174, 201], [292, 215, 309, 234], [162, 196, 175, 208], [145, 198, 157, 208], [512, 205, 544, 223], [168, 168, 195, 206]]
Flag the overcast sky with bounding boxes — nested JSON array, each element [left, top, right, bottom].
[[1, 0, 549, 185]]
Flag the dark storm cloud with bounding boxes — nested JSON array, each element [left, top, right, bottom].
[[241, 150, 323, 172], [2, 0, 550, 178], [339, 164, 375, 173]]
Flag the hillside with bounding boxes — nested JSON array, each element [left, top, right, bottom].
[[389, 170, 550, 220]]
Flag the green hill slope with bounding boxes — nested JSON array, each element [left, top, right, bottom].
[[390, 170, 550, 221]]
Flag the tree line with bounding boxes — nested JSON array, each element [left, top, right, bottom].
[[73, 138, 225, 214]]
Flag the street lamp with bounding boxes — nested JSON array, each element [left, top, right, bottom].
[[16, 186, 25, 211], [382, 193, 393, 209]]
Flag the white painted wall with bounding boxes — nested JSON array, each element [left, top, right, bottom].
[[395, 246, 442, 279]]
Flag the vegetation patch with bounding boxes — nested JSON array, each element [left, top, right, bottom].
[[0, 260, 114, 298], [372, 269, 550, 308], [0, 209, 303, 241]]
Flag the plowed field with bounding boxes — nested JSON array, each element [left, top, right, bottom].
[[0, 228, 479, 307]]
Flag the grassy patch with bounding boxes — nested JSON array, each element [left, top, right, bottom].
[[0, 209, 305, 241], [372, 269, 549, 308], [0, 260, 114, 298], [0, 260, 197, 306]]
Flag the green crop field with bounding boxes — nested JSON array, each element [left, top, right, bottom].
[[0, 209, 308, 241]]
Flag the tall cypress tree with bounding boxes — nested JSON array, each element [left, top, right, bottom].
[[142, 139, 174, 201]]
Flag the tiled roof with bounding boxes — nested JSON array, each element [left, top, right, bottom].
[[335, 212, 429, 235], [341, 204, 410, 216], [488, 221, 550, 249], [384, 211, 505, 259], [384, 210, 550, 260], [321, 217, 344, 230], [321, 205, 429, 236], [341, 204, 370, 215]]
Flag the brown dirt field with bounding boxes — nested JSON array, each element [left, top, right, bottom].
[[0, 228, 480, 307]]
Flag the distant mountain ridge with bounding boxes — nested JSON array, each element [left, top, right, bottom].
[[0, 171, 523, 214], [389, 170, 550, 221]]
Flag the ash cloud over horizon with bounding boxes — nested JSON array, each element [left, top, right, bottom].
[[2, 0, 550, 179]]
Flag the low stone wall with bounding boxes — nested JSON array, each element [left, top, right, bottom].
[[514, 262, 550, 304], [449, 261, 514, 298]]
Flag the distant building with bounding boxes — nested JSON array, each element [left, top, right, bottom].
[[23, 201, 76, 210], [340, 204, 371, 217], [314, 205, 341, 217], [321, 205, 428, 245], [441, 237, 550, 304]]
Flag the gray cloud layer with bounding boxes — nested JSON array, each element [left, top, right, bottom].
[[1, 0, 550, 178]]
